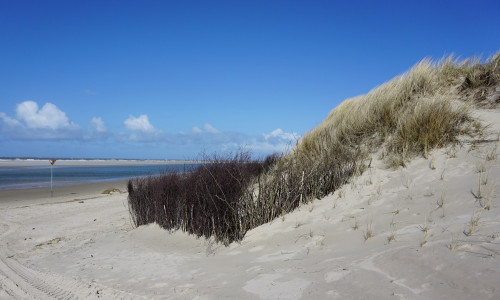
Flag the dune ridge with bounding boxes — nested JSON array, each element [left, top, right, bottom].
[[128, 51, 500, 244]]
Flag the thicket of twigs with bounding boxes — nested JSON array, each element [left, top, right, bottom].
[[128, 146, 361, 245], [128, 152, 263, 245]]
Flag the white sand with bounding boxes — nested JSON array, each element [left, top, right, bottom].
[[1, 108, 499, 299]]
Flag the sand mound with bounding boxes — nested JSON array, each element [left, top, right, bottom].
[[1, 107, 499, 299]]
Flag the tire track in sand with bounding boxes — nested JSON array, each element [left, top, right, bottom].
[[0, 218, 140, 299], [0, 220, 83, 299]]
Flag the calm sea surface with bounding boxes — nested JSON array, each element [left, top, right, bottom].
[[0, 164, 199, 190]]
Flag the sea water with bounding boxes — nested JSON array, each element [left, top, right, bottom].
[[0, 163, 199, 190]]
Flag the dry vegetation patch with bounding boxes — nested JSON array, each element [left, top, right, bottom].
[[128, 50, 500, 244]]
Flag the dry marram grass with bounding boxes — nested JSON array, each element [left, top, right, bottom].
[[464, 210, 482, 236], [295, 52, 498, 169], [363, 219, 374, 241]]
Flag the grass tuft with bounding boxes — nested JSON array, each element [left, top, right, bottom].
[[388, 217, 397, 243], [480, 182, 496, 211], [352, 217, 359, 231], [421, 230, 429, 247], [464, 210, 482, 236], [102, 188, 122, 194], [387, 233, 396, 243], [448, 233, 459, 251], [363, 218, 374, 241], [486, 144, 497, 161]]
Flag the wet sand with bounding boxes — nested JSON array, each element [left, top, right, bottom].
[[0, 180, 128, 208]]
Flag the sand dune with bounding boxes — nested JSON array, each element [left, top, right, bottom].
[[0, 107, 499, 299]]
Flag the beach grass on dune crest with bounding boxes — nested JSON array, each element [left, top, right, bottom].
[[297, 51, 499, 167], [128, 50, 500, 244]]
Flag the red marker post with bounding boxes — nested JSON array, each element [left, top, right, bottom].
[[49, 159, 57, 196]]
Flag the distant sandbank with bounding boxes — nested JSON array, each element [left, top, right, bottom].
[[0, 159, 198, 168]]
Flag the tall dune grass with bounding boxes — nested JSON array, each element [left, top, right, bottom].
[[128, 50, 500, 244], [296, 51, 499, 167]]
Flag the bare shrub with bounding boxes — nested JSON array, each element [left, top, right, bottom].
[[128, 151, 265, 245]]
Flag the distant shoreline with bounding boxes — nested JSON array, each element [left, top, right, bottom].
[[0, 159, 199, 168], [0, 161, 201, 191]]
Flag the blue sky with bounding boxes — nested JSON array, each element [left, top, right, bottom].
[[1, 0, 499, 159]]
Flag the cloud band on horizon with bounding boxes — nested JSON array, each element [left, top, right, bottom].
[[0, 100, 300, 155]]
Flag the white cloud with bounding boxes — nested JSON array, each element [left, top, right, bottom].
[[176, 125, 299, 155], [91, 117, 107, 132], [203, 123, 219, 133], [0, 112, 21, 127], [263, 128, 298, 142], [0, 103, 300, 155], [124, 114, 157, 133], [191, 123, 219, 134], [82, 116, 110, 141], [0, 101, 82, 140], [244, 128, 299, 153], [15, 101, 78, 130], [121, 114, 164, 142]]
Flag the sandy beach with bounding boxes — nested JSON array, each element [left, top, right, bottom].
[[0, 180, 129, 208], [0, 109, 499, 299]]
